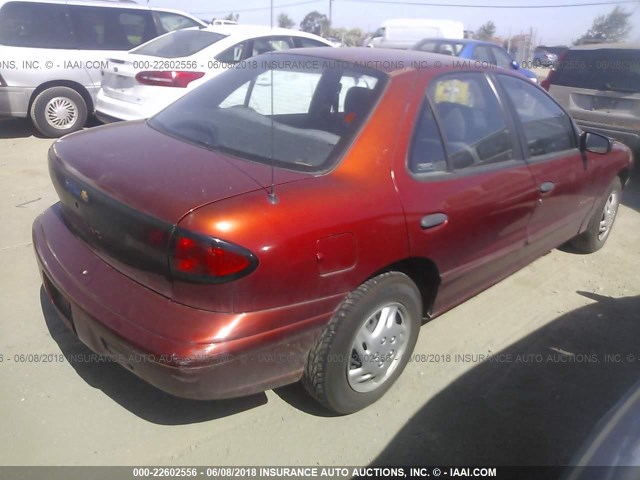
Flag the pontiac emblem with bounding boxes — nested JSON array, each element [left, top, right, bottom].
[[80, 190, 89, 203]]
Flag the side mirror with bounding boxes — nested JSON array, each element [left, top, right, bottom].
[[511, 60, 520, 70], [581, 131, 612, 154]]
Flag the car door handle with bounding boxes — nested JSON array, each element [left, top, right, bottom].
[[421, 213, 448, 229], [540, 181, 555, 193]]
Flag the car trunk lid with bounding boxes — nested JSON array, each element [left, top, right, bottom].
[[49, 121, 306, 298]]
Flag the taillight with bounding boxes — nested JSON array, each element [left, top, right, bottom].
[[135, 71, 205, 88], [541, 49, 567, 91], [170, 230, 257, 283]]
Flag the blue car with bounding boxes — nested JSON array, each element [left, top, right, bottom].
[[412, 38, 539, 83]]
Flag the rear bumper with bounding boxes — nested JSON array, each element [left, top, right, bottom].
[[94, 88, 170, 122], [0, 86, 34, 117], [33, 204, 334, 400], [576, 120, 640, 152]]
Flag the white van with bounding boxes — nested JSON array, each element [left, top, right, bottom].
[[0, 0, 206, 137], [365, 18, 464, 50]]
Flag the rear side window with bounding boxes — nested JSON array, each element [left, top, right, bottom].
[[0, 1, 75, 48], [250, 36, 293, 57], [471, 45, 494, 64], [215, 41, 247, 64], [155, 12, 200, 33], [294, 37, 330, 48], [499, 74, 576, 157], [439, 42, 464, 56], [409, 101, 447, 174], [428, 73, 517, 169], [132, 30, 226, 58], [69, 6, 155, 50], [414, 40, 438, 53], [551, 49, 640, 93], [491, 47, 513, 68]]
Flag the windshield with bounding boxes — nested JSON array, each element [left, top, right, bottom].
[[149, 54, 386, 172], [131, 29, 226, 58], [553, 49, 640, 93]]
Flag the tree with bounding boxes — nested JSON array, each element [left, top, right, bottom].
[[475, 21, 496, 41], [328, 27, 366, 46], [277, 13, 295, 29], [223, 12, 239, 22], [574, 6, 632, 45], [300, 11, 330, 36]]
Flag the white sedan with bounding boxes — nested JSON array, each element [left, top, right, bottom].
[[95, 25, 334, 122]]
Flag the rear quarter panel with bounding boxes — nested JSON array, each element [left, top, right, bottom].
[[175, 72, 419, 317]]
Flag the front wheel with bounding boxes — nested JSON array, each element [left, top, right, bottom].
[[30, 86, 88, 138], [303, 272, 422, 414], [570, 176, 622, 253]]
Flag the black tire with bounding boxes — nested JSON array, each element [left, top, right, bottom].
[[303, 272, 422, 414], [30, 86, 88, 138], [570, 176, 622, 253]]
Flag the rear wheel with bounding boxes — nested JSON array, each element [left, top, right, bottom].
[[303, 272, 421, 414], [570, 176, 622, 253], [30, 86, 88, 138]]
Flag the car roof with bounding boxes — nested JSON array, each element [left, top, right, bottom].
[[0, 0, 147, 9], [0, 0, 207, 21], [270, 47, 460, 74], [569, 42, 640, 51], [416, 38, 498, 48], [199, 24, 330, 42]]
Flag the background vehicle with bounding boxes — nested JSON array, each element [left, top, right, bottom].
[[413, 38, 539, 82], [542, 43, 640, 154], [0, 0, 206, 137], [34, 48, 632, 415], [365, 18, 464, 49], [95, 25, 334, 122], [533, 47, 558, 67]]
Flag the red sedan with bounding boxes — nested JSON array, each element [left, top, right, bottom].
[[33, 48, 633, 414]]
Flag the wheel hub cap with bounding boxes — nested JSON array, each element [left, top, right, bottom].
[[347, 302, 410, 393], [598, 191, 619, 241], [45, 97, 78, 129]]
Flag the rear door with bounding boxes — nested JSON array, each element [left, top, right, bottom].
[[394, 71, 539, 314], [496, 73, 592, 253], [68, 5, 156, 88]]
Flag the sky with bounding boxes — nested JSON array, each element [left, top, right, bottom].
[[147, 0, 640, 46]]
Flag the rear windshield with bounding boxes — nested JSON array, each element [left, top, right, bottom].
[[149, 54, 386, 173], [552, 48, 640, 93], [132, 29, 226, 58]]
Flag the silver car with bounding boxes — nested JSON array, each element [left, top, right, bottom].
[[543, 43, 640, 153], [0, 0, 206, 137]]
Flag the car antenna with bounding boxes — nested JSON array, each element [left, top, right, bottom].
[[267, 0, 278, 205]]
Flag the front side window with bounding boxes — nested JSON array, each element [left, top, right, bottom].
[[70, 6, 155, 50], [498, 74, 576, 157], [0, 1, 74, 48], [132, 29, 226, 58], [428, 73, 517, 169], [149, 54, 386, 172]]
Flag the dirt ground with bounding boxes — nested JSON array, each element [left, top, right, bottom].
[[1, 117, 639, 468]]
